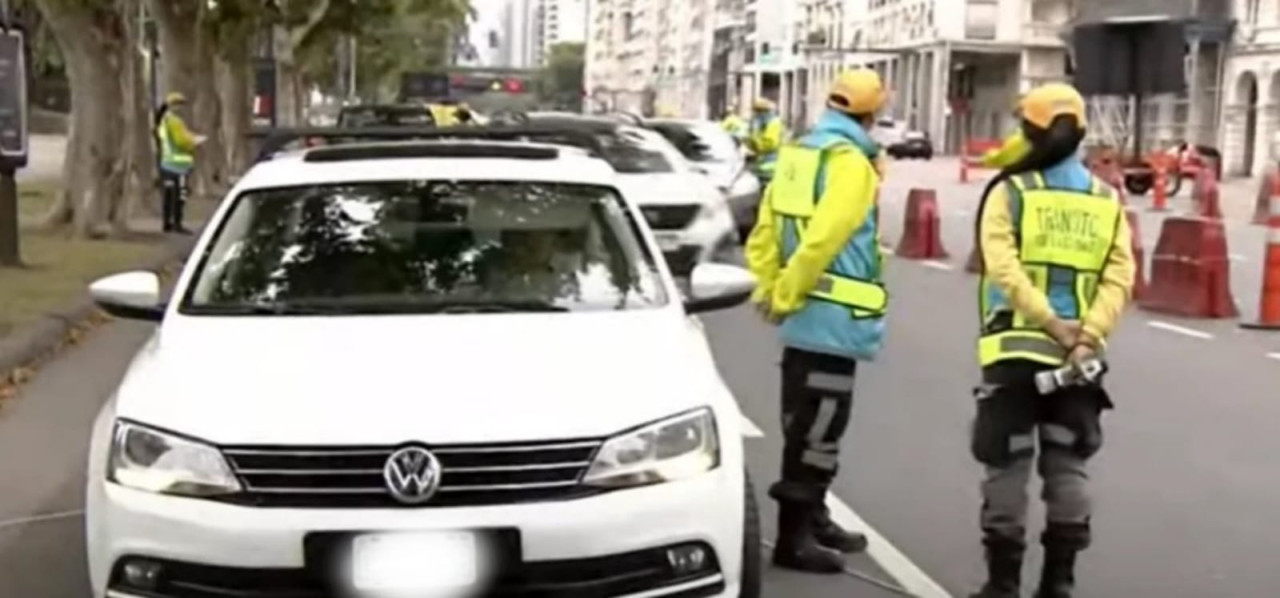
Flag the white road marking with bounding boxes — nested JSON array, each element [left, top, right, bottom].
[[1229, 253, 1247, 262], [0, 509, 84, 531], [1147, 320, 1215, 340], [921, 260, 954, 271], [739, 413, 948, 596], [954, 208, 971, 216], [826, 495, 954, 598], [1267, 352, 1280, 361]]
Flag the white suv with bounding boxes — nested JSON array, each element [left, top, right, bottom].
[[84, 139, 762, 598]]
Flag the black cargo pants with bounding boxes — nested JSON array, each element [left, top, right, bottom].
[[768, 347, 857, 508], [161, 170, 188, 232], [971, 362, 1113, 551]]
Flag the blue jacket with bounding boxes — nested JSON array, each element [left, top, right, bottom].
[[777, 110, 886, 360]]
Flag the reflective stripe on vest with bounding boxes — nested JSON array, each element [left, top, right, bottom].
[[157, 117, 194, 168], [770, 144, 887, 318], [977, 171, 1121, 367]]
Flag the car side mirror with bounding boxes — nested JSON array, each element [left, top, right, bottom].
[[89, 271, 166, 322], [683, 263, 755, 314]]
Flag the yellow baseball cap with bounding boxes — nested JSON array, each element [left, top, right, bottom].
[[1017, 83, 1086, 130], [165, 92, 187, 105], [827, 69, 887, 115]]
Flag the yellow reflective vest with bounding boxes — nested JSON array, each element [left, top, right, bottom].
[[977, 171, 1127, 367]]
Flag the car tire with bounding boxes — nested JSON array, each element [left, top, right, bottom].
[[1124, 173, 1153, 196], [739, 470, 763, 598]]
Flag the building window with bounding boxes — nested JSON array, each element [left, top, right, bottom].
[[1245, 0, 1260, 22]]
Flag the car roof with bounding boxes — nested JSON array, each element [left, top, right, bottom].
[[524, 113, 634, 131], [236, 139, 619, 191]]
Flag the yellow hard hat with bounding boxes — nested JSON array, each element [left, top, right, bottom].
[[1017, 83, 1086, 130], [165, 92, 187, 105], [827, 69, 887, 115], [752, 98, 774, 112]]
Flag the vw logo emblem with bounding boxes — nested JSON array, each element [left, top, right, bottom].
[[383, 446, 442, 505]]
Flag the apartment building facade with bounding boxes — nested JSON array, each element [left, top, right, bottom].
[[585, 0, 716, 116], [1221, 0, 1280, 175]]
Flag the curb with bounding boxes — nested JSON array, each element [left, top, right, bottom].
[[0, 236, 198, 383]]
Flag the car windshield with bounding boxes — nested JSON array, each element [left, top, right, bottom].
[[181, 181, 669, 315], [650, 122, 739, 162], [590, 126, 678, 174], [338, 107, 435, 127]]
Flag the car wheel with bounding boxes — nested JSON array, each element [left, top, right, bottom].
[[739, 470, 762, 598], [1124, 173, 1153, 196]]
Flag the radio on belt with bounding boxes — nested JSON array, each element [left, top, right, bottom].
[[1034, 357, 1107, 395]]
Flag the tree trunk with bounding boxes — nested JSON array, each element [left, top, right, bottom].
[[217, 57, 253, 179], [34, 0, 128, 238], [117, 0, 156, 232], [149, 0, 227, 202]]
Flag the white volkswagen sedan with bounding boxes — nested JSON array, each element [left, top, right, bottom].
[[84, 139, 761, 598]]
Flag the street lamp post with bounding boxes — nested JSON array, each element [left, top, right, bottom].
[[0, 0, 27, 266]]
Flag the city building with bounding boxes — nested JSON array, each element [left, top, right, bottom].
[[1219, 0, 1278, 175], [499, 0, 543, 68], [585, 0, 715, 116]]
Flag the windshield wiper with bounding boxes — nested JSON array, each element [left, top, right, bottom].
[[423, 300, 569, 314], [182, 304, 350, 316]]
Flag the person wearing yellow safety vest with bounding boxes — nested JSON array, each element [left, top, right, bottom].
[[720, 105, 747, 141], [746, 98, 785, 181], [744, 69, 889, 574], [969, 83, 1135, 598], [155, 92, 203, 234]]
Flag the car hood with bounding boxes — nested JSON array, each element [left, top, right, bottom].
[[114, 310, 728, 445], [615, 172, 722, 206]]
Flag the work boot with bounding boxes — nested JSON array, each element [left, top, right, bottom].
[[813, 507, 868, 554], [1035, 525, 1085, 598], [969, 536, 1024, 598], [772, 503, 845, 574]]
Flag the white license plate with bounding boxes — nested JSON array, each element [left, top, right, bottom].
[[655, 233, 682, 251], [351, 531, 479, 593]]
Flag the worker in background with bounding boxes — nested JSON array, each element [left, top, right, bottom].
[[745, 69, 890, 574], [155, 92, 204, 234], [969, 83, 1135, 598], [721, 104, 747, 141], [747, 98, 785, 182]]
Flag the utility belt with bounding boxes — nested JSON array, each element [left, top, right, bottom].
[[808, 272, 888, 319], [978, 310, 1108, 371]]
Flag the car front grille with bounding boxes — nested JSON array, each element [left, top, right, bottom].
[[218, 439, 604, 508], [107, 542, 725, 598], [640, 204, 700, 230]]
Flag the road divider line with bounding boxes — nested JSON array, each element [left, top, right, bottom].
[[825, 494, 953, 598], [740, 414, 764, 438], [1229, 253, 1247, 262], [1147, 320, 1215, 340], [1267, 352, 1280, 361], [921, 261, 954, 271], [0, 509, 84, 531]]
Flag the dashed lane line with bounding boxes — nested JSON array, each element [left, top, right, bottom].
[[1230, 253, 1248, 262], [1147, 320, 1215, 340], [0, 509, 83, 532], [921, 261, 954, 271], [741, 416, 952, 597], [1267, 352, 1280, 361]]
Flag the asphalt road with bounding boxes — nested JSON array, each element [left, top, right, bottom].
[[1, 159, 1278, 597]]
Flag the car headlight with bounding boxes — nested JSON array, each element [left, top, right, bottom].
[[107, 420, 242, 497], [583, 408, 720, 488]]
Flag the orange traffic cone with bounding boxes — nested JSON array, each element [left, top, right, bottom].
[[1242, 194, 1280, 330]]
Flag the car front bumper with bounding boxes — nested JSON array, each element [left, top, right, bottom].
[[89, 467, 743, 598]]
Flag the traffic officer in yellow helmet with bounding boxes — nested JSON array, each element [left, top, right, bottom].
[[970, 83, 1135, 598], [721, 104, 748, 141], [747, 98, 785, 181], [744, 69, 889, 573]]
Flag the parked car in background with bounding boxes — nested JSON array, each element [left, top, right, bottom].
[[648, 118, 761, 241], [337, 104, 436, 128], [869, 118, 907, 148], [887, 130, 933, 160]]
